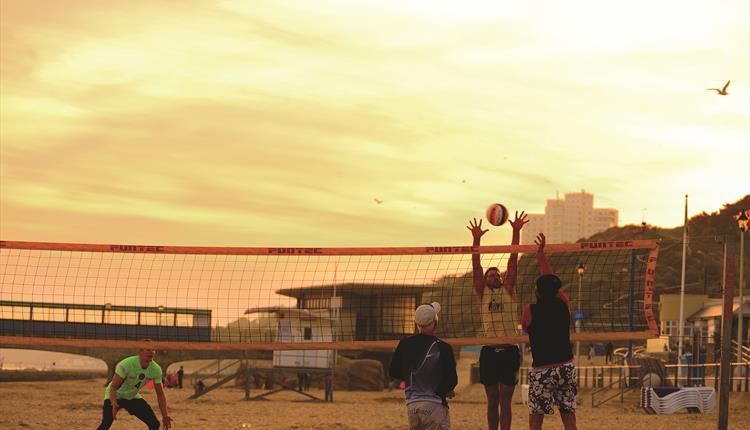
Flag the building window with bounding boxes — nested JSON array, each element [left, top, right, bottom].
[[175, 314, 194, 327], [0, 305, 31, 320], [304, 327, 312, 340], [104, 310, 139, 325], [140, 311, 173, 326], [30, 307, 67, 322], [662, 320, 693, 337], [67, 309, 103, 324], [304, 297, 331, 309]]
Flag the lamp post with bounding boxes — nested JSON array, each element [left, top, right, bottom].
[[737, 211, 748, 360], [576, 263, 585, 367]]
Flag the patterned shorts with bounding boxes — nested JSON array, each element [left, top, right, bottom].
[[527, 363, 577, 415]]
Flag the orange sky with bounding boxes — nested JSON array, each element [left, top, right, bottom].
[[1, 0, 748, 247]]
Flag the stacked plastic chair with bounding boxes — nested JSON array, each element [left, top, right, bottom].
[[640, 386, 716, 414]]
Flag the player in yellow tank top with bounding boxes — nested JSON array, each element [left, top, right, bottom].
[[468, 211, 528, 430]]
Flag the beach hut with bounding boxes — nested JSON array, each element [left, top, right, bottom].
[[245, 307, 335, 369], [275, 282, 437, 342]]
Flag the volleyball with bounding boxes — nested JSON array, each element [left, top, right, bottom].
[[485, 203, 509, 226]]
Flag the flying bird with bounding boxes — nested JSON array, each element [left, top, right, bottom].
[[373, 198, 383, 204], [706, 80, 730, 95]]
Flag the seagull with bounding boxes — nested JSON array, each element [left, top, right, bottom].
[[373, 198, 383, 204], [706, 80, 730, 95]]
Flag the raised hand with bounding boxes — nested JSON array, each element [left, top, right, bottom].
[[508, 211, 529, 231], [466, 218, 489, 240], [534, 233, 546, 251]]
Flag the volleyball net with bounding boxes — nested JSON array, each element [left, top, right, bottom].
[[0, 239, 658, 351]]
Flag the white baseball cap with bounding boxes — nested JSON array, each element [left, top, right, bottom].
[[415, 302, 441, 327]]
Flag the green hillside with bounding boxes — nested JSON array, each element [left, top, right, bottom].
[[586, 194, 749, 297]]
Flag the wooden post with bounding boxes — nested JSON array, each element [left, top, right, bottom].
[[584, 368, 588, 389], [244, 366, 251, 400]]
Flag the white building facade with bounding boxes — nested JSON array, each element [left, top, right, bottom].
[[521, 190, 619, 244]]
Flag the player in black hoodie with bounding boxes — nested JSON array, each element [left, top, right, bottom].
[[389, 302, 457, 430], [521, 233, 577, 430]]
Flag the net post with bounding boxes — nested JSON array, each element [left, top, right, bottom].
[[628, 250, 636, 358], [718, 235, 736, 430]]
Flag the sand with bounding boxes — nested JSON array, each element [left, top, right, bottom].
[[0, 377, 748, 430]]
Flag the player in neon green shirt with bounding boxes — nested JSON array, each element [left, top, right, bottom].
[[97, 340, 173, 430]]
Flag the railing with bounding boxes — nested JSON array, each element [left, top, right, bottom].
[[665, 362, 750, 392], [730, 340, 750, 362], [591, 366, 641, 407], [519, 365, 637, 389], [189, 359, 241, 388], [518, 361, 750, 406]]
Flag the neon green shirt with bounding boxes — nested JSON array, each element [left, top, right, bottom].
[[104, 356, 162, 400]]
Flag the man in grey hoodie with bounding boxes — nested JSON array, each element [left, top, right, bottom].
[[389, 302, 458, 430]]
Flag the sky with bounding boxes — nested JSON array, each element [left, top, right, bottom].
[[1, 0, 748, 248]]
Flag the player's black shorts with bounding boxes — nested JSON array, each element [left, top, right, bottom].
[[479, 344, 521, 386], [97, 398, 160, 430]]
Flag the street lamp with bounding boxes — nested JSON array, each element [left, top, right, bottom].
[[737, 211, 748, 361], [576, 263, 585, 367]]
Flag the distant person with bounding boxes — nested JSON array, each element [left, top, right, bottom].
[[96, 339, 173, 430], [194, 380, 206, 395], [177, 366, 184, 389], [389, 302, 457, 430], [605, 342, 614, 364], [588, 344, 595, 362], [521, 233, 577, 430], [167, 372, 178, 389], [467, 212, 528, 430], [297, 372, 310, 392]]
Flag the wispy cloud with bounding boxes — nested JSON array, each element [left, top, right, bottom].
[[1, 0, 748, 246]]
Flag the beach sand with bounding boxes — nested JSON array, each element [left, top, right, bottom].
[[0, 377, 748, 430]]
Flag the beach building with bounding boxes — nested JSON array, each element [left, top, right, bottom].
[[521, 190, 619, 244]]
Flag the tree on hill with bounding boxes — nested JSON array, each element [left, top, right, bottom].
[[587, 194, 749, 298]]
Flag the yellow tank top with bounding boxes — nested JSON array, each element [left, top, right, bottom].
[[481, 286, 519, 337]]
